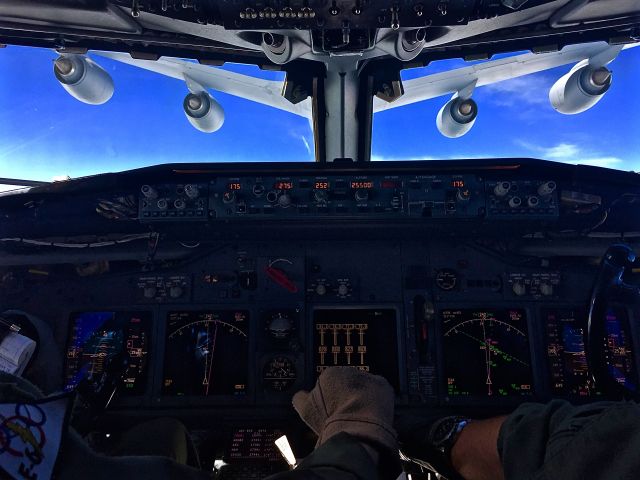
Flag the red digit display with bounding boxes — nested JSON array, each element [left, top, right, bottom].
[[451, 180, 465, 188], [350, 181, 374, 189], [228, 182, 242, 190], [315, 182, 330, 190], [274, 181, 293, 190]]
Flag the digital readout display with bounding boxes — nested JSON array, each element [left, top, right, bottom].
[[381, 180, 401, 189], [315, 181, 330, 190], [451, 180, 465, 188], [274, 181, 293, 190], [350, 181, 374, 189], [228, 182, 242, 190]]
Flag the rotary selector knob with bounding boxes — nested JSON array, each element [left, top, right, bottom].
[[314, 190, 329, 203], [337, 284, 349, 296], [315, 284, 327, 296], [222, 191, 236, 204], [143, 286, 157, 298], [494, 182, 511, 197], [169, 285, 183, 298], [512, 282, 526, 296], [509, 196, 522, 208], [354, 189, 369, 202], [184, 184, 199, 199], [457, 189, 471, 202], [278, 193, 292, 208], [157, 198, 168, 210], [174, 198, 186, 210], [540, 282, 554, 296]]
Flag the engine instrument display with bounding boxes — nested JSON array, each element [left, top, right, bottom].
[[162, 311, 249, 396], [442, 309, 533, 397], [313, 309, 399, 389], [545, 307, 637, 396], [64, 311, 150, 394]]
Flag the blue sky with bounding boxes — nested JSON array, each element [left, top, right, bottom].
[[0, 43, 638, 183]]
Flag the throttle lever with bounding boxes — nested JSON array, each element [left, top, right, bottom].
[[587, 244, 640, 398]]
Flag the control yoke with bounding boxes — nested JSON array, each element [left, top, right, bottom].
[[587, 244, 640, 399]]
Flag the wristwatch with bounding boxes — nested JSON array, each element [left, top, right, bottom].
[[427, 416, 471, 462]]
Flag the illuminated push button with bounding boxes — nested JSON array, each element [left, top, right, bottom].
[[512, 282, 526, 296]]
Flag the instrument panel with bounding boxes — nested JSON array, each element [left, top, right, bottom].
[[138, 174, 558, 222], [57, 240, 640, 409]]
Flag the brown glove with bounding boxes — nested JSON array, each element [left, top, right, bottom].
[[292, 367, 397, 455]]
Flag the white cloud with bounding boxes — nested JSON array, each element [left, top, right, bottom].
[[515, 140, 627, 169], [481, 75, 551, 108]]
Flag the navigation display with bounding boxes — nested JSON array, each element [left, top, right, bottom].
[[313, 309, 398, 389], [442, 309, 533, 397], [162, 311, 249, 396], [545, 307, 637, 396], [64, 311, 150, 395]]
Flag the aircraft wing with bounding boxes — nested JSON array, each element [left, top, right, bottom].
[[94, 51, 312, 118], [374, 41, 639, 112]]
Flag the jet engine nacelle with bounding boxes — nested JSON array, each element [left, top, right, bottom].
[[183, 91, 225, 133], [377, 29, 427, 61], [54, 55, 114, 105], [261, 33, 309, 64], [436, 97, 478, 138], [549, 62, 612, 115]]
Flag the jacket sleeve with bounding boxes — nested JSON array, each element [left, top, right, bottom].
[[498, 400, 640, 480], [265, 432, 380, 480]]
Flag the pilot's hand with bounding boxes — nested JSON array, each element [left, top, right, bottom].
[[292, 366, 397, 454]]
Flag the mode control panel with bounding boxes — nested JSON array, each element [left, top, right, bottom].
[[138, 174, 559, 223]]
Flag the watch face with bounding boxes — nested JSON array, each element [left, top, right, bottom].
[[430, 416, 468, 448]]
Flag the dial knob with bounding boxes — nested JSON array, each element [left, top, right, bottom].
[[512, 282, 526, 296], [457, 189, 471, 201], [538, 181, 556, 196], [174, 198, 186, 210], [337, 284, 349, 296], [509, 196, 522, 208], [540, 282, 554, 296], [222, 191, 235, 204], [184, 184, 199, 199], [354, 189, 369, 202], [141, 185, 157, 199], [314, 189, 329, 203], [169, 285, 183, 298], [143, 286, 157, 298], [315, 284, 327, 296], [494, 182, 511, 197], [156, 198, 168, 210], [278, 193, 292, 208], [527, 196, 539, 208], [253, 184, 265, 197]]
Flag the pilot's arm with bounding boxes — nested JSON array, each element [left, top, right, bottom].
[[266, 367, 401, 480], [406, 400, 640, 480]]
